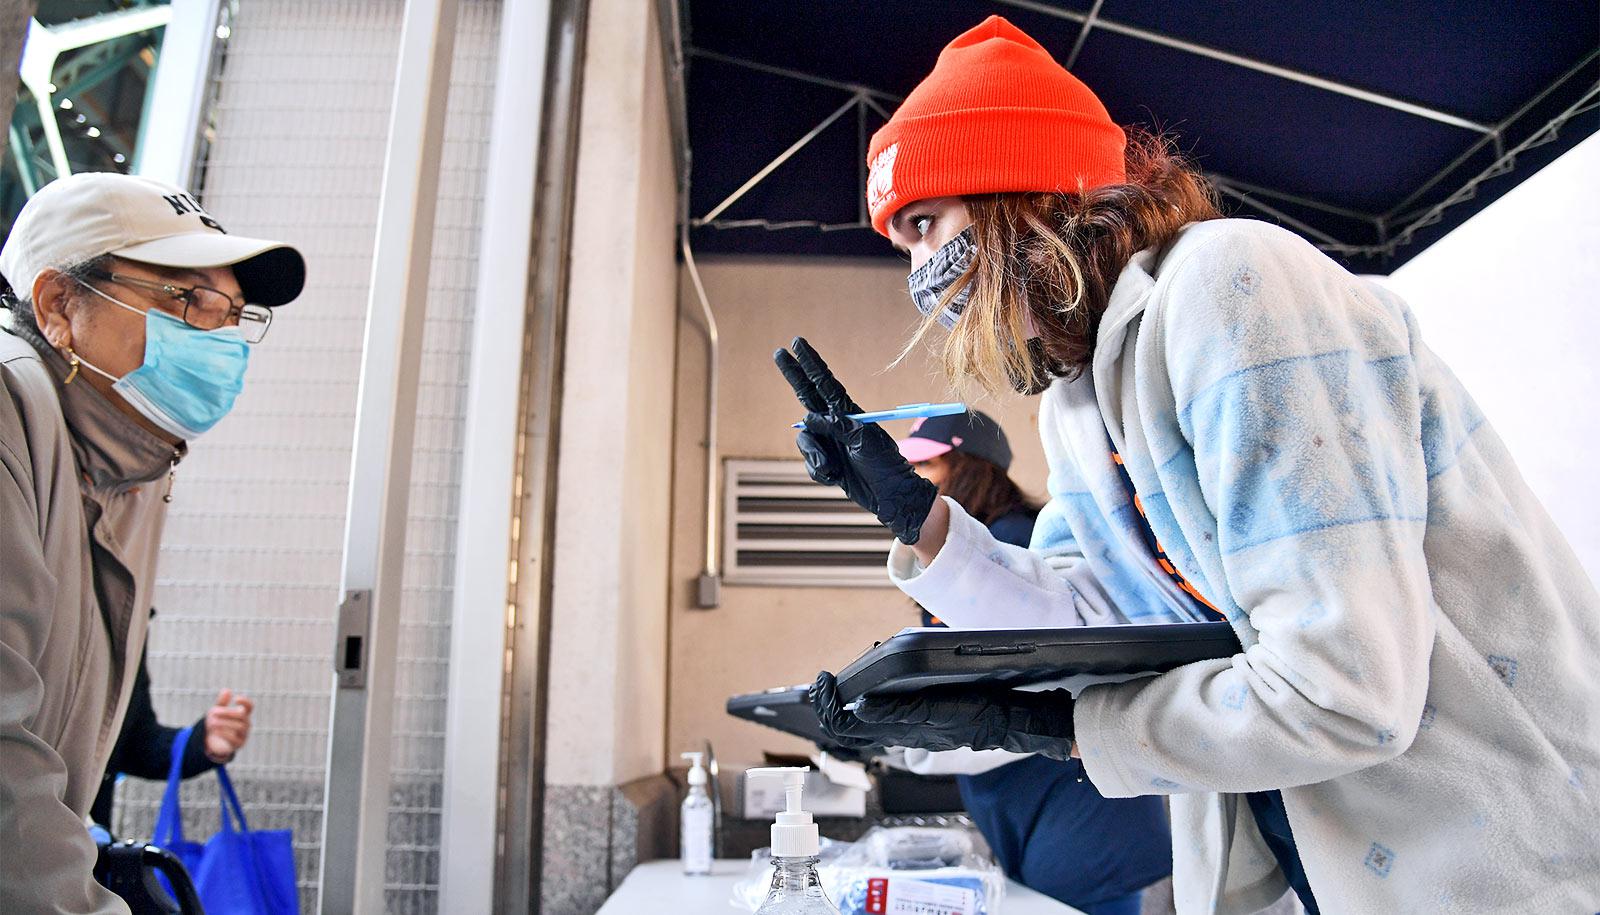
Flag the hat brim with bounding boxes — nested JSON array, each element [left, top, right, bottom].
[[113, 232, 306, 307], [898, 437, 954, 464]]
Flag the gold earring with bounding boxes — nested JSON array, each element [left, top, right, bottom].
[[63, 347, 81, 385]]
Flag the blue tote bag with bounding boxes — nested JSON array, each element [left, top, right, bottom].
[[153, 725, 300, 915]]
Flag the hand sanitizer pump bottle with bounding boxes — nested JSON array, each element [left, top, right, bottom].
[[681, 752, 714, 875], [750, 767, 839, 915]]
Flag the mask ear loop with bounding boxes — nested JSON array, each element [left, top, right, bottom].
[[66, 279, 143, 387], [65, 278, 147, 385], [60, 344, 120, 386]]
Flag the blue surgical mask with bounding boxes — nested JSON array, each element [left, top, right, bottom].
[[74, 285, 250, 440], [906, 226, 976, 329]]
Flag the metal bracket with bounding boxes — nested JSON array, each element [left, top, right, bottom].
[[695, 571, 721, 609], [334, 589, 371, 689]]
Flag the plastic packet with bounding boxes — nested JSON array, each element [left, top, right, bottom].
[[732, 827, 1004, 915], [825, 827, 1004, 915], [865, 826, 975, 869]]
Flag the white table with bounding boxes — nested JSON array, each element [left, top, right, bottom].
[[598, 859, 1085, 914]]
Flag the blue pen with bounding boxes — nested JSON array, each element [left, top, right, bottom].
[[790, 401, 967, 429]]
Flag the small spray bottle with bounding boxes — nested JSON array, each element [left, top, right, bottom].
[[680, 752, 714, 875], [749, 767, 838, 915]]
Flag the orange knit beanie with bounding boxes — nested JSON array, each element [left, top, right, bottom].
[[866, 15, 1127, 237]]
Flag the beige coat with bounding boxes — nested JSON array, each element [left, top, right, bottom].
[[1, 325, 179, 914]]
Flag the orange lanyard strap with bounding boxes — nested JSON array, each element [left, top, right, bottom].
[[1108, 440, 1227, 623]]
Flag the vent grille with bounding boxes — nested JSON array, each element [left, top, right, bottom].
[[723, 459, 896, 587]]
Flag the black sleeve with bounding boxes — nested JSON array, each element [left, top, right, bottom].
[[180, 716, 218, 779], [986, 510, 1037, 549], [104, 647, 175, 781], [106, 648, 218, 780]]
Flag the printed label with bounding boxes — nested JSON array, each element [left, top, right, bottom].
[[863, 877, 977, 915], [680, 805, 712, 873], [867, 143, 899, 216]]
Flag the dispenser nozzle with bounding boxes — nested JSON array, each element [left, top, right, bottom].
[[682, 751, 708, 786], [746, 766, 807, 804], [746, 767, 818, 858]]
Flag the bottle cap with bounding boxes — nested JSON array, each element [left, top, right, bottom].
[[681, 751, 707, 786], [747, 767, 818, 857]]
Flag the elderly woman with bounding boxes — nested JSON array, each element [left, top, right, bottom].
[[1, 172, 303, 912], [778, 16, 1600, 914]]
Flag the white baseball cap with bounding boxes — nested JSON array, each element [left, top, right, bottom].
[[1, 172, 305, 307]]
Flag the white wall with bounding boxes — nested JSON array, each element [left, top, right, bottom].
[[1378, 132, 1600, 577]]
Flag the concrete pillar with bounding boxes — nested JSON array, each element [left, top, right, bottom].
[[539, 0, 679, 910]]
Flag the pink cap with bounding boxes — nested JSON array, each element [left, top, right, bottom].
[[898, 436, 954, 463], [897, 417, 958, 463]]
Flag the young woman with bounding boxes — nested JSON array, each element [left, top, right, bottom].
[[895, 411, 1171, 915], [776, 16, 1600, 914]]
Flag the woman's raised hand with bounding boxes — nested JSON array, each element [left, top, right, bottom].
[[773, 337, 938, 544]]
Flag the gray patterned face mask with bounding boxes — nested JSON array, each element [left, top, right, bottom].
[[907, 227, 1064, 394], [906, 226, 976, 330]]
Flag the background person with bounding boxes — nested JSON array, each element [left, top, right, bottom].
[[899, 411, 1035, 599], [1, 172, 303, 913], [895, 410, 1171, 915], [783, 15, 1600, 914]]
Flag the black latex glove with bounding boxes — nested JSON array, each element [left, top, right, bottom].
[[773, 337, 939, 544], [809, 671, 1078, 761]]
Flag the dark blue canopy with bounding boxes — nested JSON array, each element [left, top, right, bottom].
[[683, 1, 1598, 271]]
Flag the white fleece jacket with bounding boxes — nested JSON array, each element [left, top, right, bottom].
[[888, 219, 1600, 914]]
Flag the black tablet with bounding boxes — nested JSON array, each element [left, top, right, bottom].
[[835, 621, 1241, 701], [726, 684, 826, 745], [727, 685, 891, 759]]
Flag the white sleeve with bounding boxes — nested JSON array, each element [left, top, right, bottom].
[[898, 748, 1031, 776], [887, 497, 1123, 629]]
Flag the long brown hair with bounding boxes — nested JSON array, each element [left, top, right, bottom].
[[937, 450, 1042, 526], [904, 129, 1221, 395]]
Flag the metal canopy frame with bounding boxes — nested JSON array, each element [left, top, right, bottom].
[[15, 6, 172, 183], [686, 50, 896, 234], [692, 90, 888, 233], [687, 16, 1599, 265], [994, 0, 1496, 134]]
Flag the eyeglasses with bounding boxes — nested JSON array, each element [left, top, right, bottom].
[[85, 271, 273, 343]]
